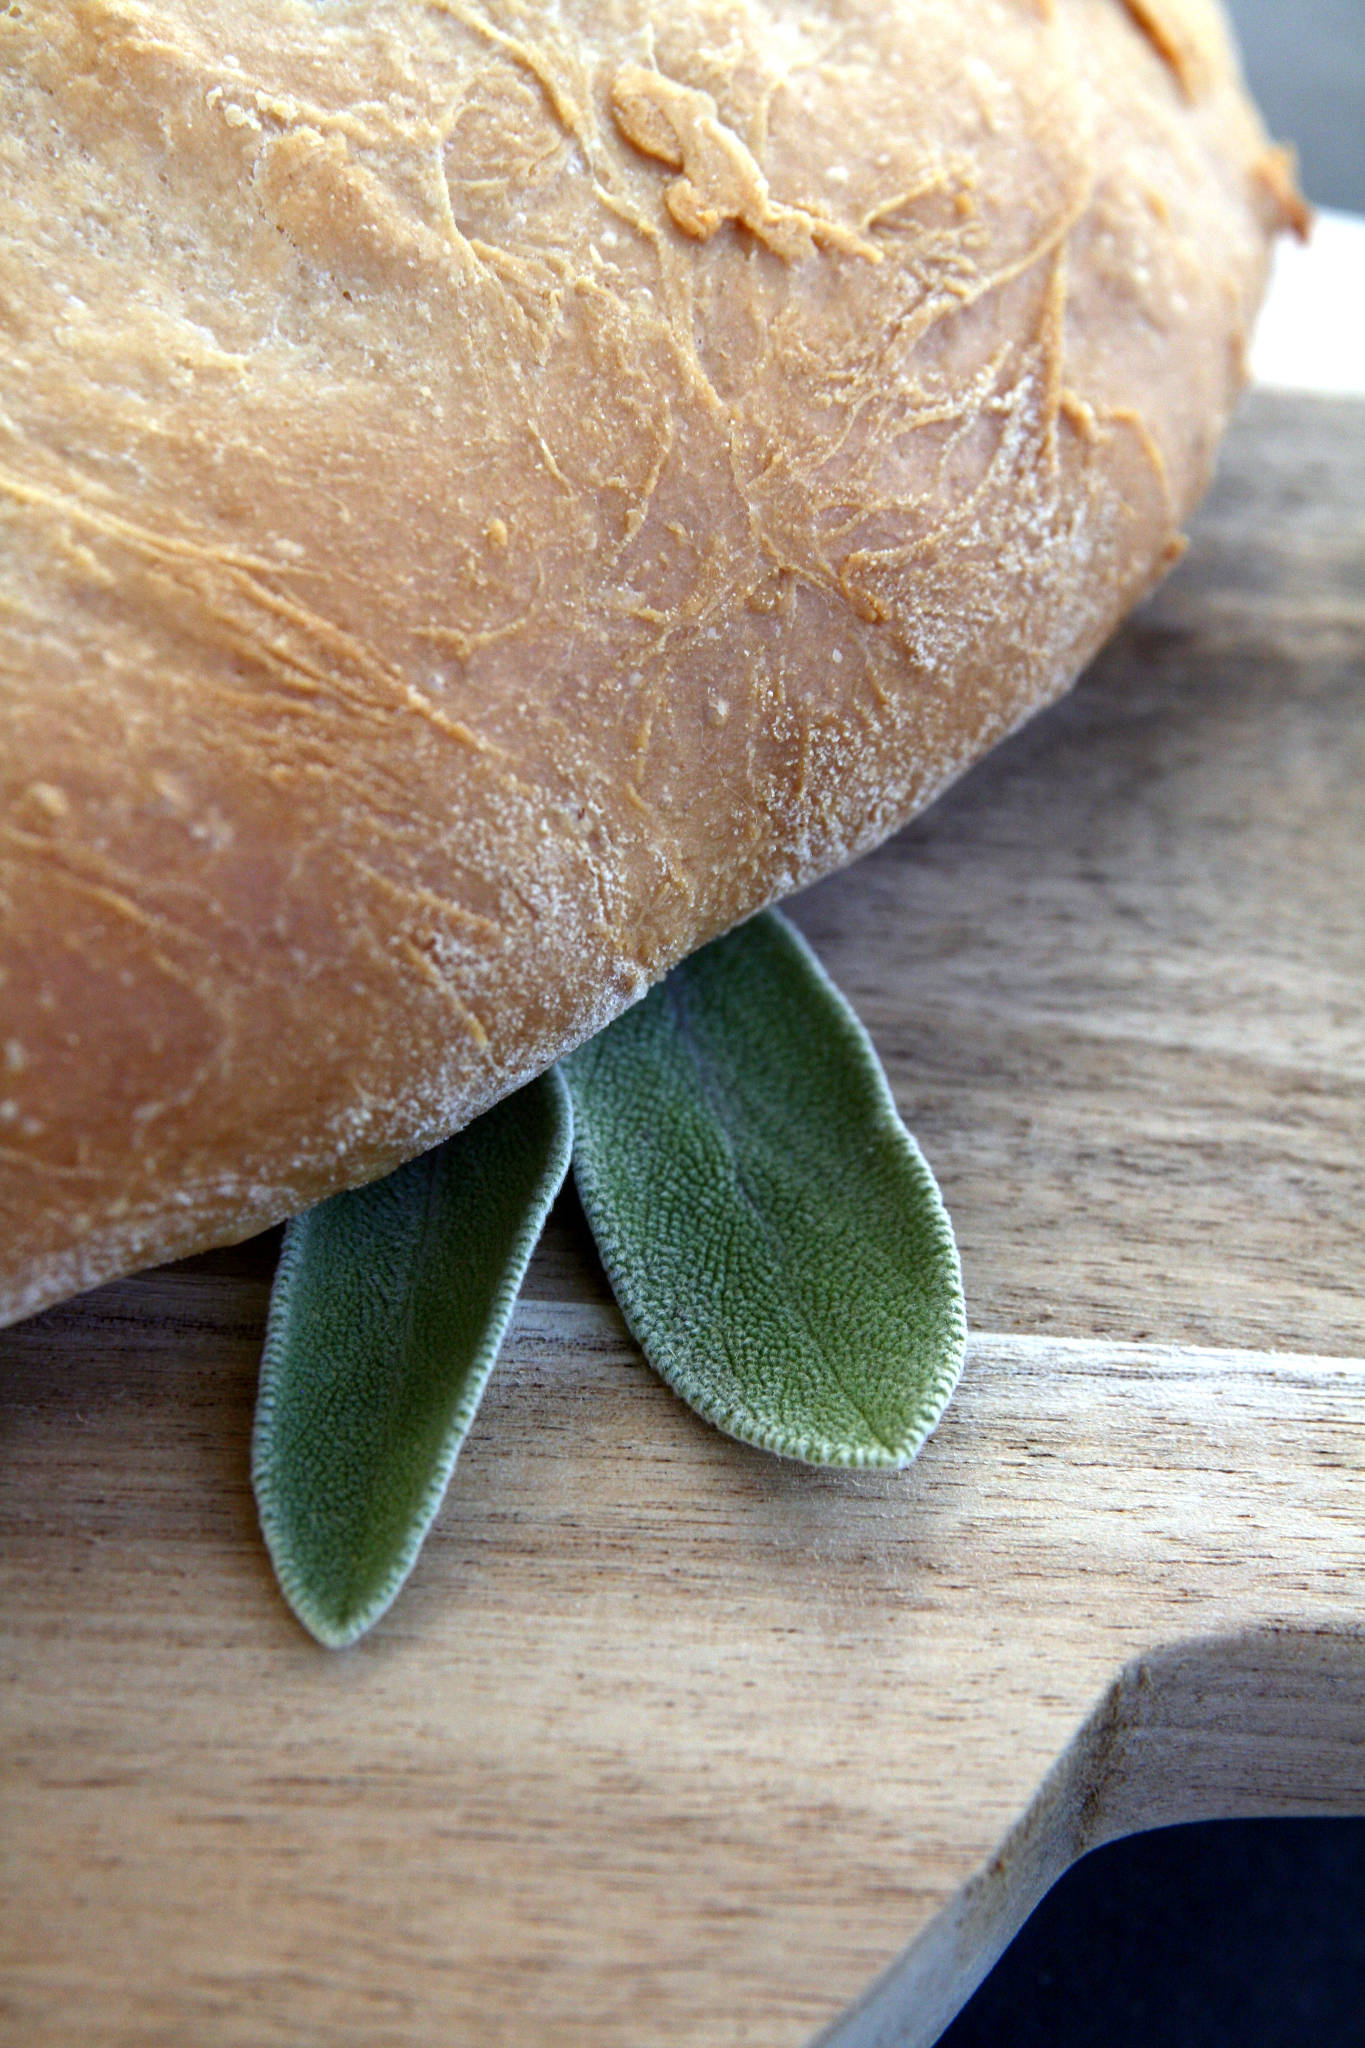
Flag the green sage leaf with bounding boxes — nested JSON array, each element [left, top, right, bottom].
[[565, 910, 965, 1468], [253, 1067, 573, 1647]]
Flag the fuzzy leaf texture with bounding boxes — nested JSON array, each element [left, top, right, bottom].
[[253, 1067, 573, 1647], [565, 910, 966, 1467]]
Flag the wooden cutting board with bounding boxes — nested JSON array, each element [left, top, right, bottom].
[[2, 390, 1363, 2048]]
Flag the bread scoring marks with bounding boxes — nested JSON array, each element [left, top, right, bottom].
[[1115, 0, 1211, 98], [609, 64, 879, 264]]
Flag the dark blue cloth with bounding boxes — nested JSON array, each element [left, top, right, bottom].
[[937, 1819, 1365, 2047]]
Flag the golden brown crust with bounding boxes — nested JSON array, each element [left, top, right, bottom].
[[0, 0, 1292, 1324]]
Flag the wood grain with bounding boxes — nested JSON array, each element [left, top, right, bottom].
[[2, 391, 1363, 2047]]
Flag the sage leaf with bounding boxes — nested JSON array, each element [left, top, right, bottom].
[[253, 1067, 573, 1647], [565, 910, 965, 1468]]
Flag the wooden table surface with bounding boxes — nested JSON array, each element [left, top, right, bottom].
[[2, 390, 1363, 2048]]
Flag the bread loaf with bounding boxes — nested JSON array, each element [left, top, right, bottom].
[[0, 0, 1301, 1327]]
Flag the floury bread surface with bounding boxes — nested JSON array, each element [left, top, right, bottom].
[[0, 0, 1300, 1325]]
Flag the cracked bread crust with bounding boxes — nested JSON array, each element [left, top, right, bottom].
[[0, 0, 1297, 1325]]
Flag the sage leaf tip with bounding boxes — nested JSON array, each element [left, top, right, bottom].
[[567, 909, 966, 1473], [253, 1065, 573, 1648]]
